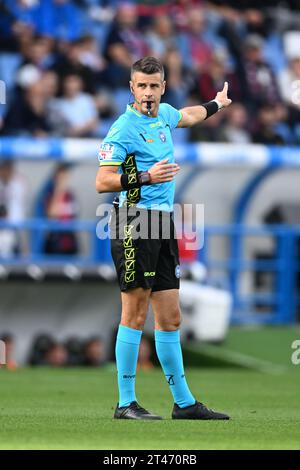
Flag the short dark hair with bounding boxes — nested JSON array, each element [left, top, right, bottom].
[[131, 56, 164, 80]]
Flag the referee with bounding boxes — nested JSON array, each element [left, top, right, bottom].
[[96, 57, 232, 420]]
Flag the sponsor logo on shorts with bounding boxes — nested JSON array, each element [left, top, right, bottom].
[[144, 271, 155, 277]]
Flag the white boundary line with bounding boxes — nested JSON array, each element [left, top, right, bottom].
[[186, 344, 287, 375]]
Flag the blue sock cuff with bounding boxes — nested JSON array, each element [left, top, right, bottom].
[[155, 329, 180, 343], [117, 325, 142, 345]]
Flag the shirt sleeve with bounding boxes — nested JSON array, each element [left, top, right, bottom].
[[160, 103, 182, 130], [98, 125, 127, 166]]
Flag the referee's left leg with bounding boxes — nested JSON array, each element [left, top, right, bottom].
[[151, 289, 230, 420], [151, 289, 196, 408]]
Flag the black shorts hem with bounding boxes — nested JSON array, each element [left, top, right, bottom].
[[119, 280, 179, 292], [119, 279, 154, 292], [151, 283, 180, 292]]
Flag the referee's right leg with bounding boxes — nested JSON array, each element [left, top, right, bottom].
[[115, 288, 150, 405], [114, 288, 162, 419], [111, 208, 162, 419]]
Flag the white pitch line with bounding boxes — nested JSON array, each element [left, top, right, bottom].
[[185, 344, 287, 375]]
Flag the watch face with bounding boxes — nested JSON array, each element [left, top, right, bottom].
[[140, 172, 151, 184]]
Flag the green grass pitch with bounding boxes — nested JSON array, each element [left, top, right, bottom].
[[1, 326, 300, 450], [1, 363, 300, 450]]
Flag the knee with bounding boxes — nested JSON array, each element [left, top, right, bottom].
[[159, 309, 181, 331], [170, 310, 181, 330], [135, 298, 149, 329], [134, 311, 147, 330], [121, 304, 148, 330]]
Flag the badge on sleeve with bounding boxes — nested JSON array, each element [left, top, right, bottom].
[[99, 143, 115, 160]]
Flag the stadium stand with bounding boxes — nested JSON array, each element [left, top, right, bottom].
[[1, 0, 300, 364]]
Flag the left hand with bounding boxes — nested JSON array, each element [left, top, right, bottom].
[[215, 82, 232, 109]]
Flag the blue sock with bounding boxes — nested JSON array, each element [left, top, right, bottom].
[[155, 329, 196, 408], [115, 325, 142, 408]]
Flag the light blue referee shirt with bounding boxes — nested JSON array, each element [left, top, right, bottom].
[[98, 103, 182, 212]]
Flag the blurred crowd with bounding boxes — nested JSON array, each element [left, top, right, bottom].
[[0, 159, 80, 258], [1, 0, 300, 144], [0, 331, 155, 368], [28, 333, 107, 366]]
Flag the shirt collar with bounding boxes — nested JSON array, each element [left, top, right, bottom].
[[126, 103, 158, 121]]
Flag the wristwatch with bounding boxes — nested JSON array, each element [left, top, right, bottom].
[[138, 171, 152, 185]]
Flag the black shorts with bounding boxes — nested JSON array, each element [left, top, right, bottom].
[[110, 206, 180, 292]]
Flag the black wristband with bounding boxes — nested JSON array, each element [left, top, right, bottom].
[[202, 100, 219, 120], [120, 171, 151, 190]]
